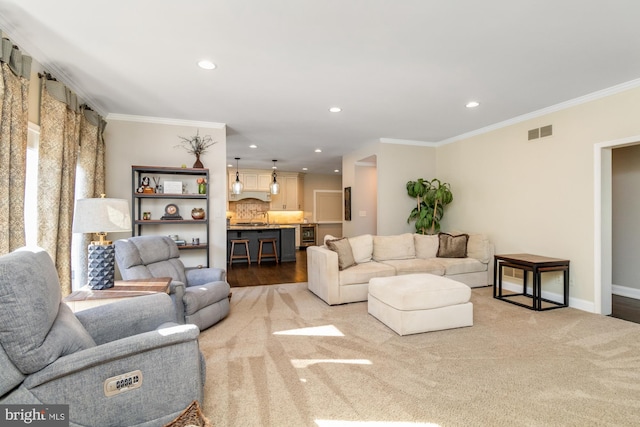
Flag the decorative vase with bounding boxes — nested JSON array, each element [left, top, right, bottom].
[[191, 208, 205, 220], [198, 183, 206, 194], [193, 154, 204, 169]]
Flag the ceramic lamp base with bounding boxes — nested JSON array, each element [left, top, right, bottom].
[[87, 243, 115, 290]]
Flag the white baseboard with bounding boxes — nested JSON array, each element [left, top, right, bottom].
[[612, 284, 640, 300], [501, 280, 594, 313]]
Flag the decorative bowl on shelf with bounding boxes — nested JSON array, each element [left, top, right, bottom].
[[191, 208, 205, 220]]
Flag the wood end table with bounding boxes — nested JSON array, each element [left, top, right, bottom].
[[493, 254, 569, 311], [64, 277, 172, 312]]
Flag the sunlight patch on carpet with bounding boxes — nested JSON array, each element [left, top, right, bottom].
[[274, 324, 344, 336], [291, 359, 373, 368]]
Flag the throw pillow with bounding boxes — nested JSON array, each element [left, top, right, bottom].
[[437, 233, 469, 258], [326, 238, 358, 270], [348, 234, 373, 263], [414, 234, 440, 259], [372, 233, 416, 261]]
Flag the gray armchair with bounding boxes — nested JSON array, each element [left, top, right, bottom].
[[115, 235, 230, 331], [0, 247, 205, 427]]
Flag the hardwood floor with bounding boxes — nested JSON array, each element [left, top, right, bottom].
[[226, 248, 308, 287], [226, 251, 640, 325], [611, 294, 640, 324]]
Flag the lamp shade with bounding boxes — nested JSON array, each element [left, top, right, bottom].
[[73, 198, 131, 234], [73, 197, 131, 290]]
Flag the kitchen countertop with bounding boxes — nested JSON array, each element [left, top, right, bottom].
[[227, 224, 296, 230]]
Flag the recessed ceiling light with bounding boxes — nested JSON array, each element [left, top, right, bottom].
[[329, 107, 342, 113], [302, 167, 308, 171], [249, 144, 257, 148], [466, 101, 480, 108], [227, 164, 233, 168], [334, 169, 340, 173], [197, 60, 216, 70], [315, 149, 322, 153]]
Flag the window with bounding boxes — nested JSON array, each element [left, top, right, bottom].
[[24, 123, 39, 247]]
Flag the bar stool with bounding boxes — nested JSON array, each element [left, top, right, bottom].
[[258, 238, 279, 265], [229, 239, 251, 267]]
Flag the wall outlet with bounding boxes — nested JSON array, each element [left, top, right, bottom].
[[359, 211, 367, 217]]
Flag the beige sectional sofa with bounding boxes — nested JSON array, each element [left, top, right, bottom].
[[307, 232, 494, 305]]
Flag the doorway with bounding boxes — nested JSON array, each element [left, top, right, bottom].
[[595, 135, 640, 315]]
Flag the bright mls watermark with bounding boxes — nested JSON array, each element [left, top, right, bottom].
[[1, 405, 68, 426]]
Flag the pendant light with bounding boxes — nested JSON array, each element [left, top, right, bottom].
[[270, 160, 280, 195], [231, 157, 243, 195]]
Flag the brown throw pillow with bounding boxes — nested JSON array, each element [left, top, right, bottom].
[[326, 238, 358, 270], [437, 233, 469, 258]]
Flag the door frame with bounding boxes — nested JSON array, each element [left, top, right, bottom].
[[594, 135, 640, 314]]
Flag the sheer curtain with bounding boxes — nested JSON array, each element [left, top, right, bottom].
[[0, 37, 31, 254], [37, 75, 106, 295]]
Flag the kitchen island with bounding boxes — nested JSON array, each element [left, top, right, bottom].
[[227, 225, 296, 264]]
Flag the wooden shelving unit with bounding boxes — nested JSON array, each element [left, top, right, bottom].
[[132, 165, 210, 267]]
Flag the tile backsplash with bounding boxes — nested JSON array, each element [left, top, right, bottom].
[[227, 201, 304, 224]]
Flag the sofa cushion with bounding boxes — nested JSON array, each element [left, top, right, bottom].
[[348, 234, 373, 263], [373, 233, 416, 261], [327, 238, 357, 270], [369, 274, 471, 311], [437, 233, 469, 258], [339, 262, 396, 286], [466, 233, 491, 263], [380, 258, 445, 276], [435, 257, 488, 275], [414, 234, 440, 259], [323, 234, 337, 246]]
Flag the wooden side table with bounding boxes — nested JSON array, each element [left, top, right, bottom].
[[64, 277, 172, 312], [493, 254, 569, 311]]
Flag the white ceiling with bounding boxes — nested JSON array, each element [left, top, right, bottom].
[[2, 1, 640, 174]]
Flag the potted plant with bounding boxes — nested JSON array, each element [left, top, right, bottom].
[[176, 130, 217, 168], [406, 178, 453, 234]]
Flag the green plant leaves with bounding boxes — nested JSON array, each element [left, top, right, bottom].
[[405, 177, 453, 234]]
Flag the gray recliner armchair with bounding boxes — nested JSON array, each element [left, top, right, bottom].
[[115, 235, 230, 331], [0, 247, 205, 427]]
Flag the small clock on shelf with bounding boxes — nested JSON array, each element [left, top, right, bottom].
[[160, 203, 183, 220]]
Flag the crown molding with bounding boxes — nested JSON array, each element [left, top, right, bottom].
[[106, 113, 226, 129], [380, 138, 437, 147], [438, 78, 640, 146]]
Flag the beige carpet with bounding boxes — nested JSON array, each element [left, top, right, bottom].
[[198, 283, 640, 426]]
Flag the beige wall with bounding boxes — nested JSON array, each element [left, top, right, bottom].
[[437, 86, 640, 310], [342, 141, 437, 237], [302, 173, 342, 222], [303, 173, 343, 242], [612, 144, 640, 293], [104, 118, 228, 269]]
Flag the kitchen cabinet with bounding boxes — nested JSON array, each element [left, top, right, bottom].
[[270, 173, 304, 211], [132, 165, 209, 267], [294, 224, 300, 248], [280, 228, 296, 262], [228, 171, 273, 191]]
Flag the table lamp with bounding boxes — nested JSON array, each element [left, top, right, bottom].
[[72, 195, 131, 289]]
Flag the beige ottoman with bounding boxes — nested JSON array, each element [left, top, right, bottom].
[[368, 273, 473, 336]]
